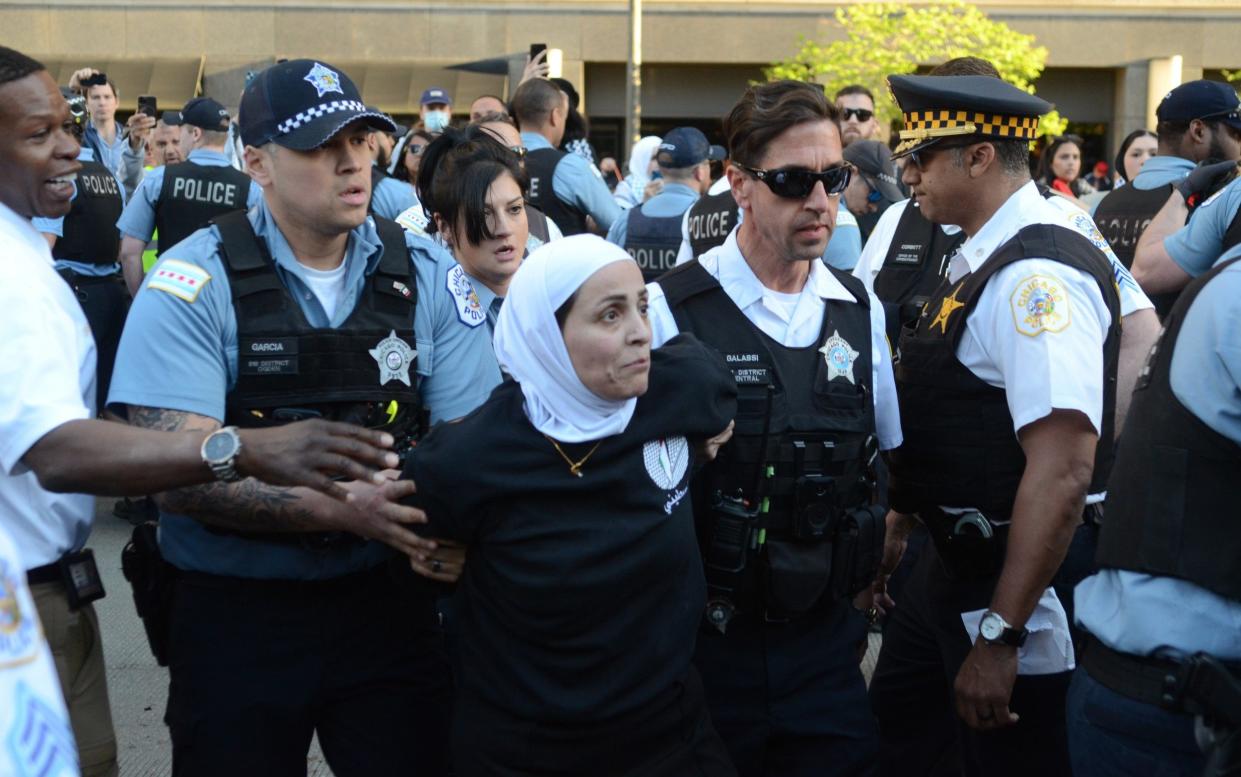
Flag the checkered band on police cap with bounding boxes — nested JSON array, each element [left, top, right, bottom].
[[239, 59, 396, 150]]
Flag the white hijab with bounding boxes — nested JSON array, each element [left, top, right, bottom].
[[492, 235, 638, 443]]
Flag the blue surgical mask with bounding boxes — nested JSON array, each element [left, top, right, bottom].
[[423, 110, 451, 133]]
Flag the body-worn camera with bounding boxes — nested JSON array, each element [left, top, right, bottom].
[[792, 474, 838, 540]]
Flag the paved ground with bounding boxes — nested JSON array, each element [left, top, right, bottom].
[[90, 499, 881, 775]]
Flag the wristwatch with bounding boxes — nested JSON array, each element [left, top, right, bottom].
[[978, 610, 1028, 648], [201, 426, 243, 482]]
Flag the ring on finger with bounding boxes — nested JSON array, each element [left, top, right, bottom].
[[431, 559, 443, 573]]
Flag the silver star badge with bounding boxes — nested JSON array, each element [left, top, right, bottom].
[[819, 330, 860, 384], [369, 330, 417, 386]]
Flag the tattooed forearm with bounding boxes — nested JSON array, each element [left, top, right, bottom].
[[127, 405, 333, 533]]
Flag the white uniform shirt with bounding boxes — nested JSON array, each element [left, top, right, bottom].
[[647, 228, 903, 451], [853, 196, 1153, 318], [0, 523, 80, 777], [0, 202, 96, 569]]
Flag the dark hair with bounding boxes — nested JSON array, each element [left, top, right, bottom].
[[930, 57, 1001, 78], [1036, 134, 1088, 195], [554, 293, 577, 330], [417, 126, 527, 247], [0, 46, 44, 88], [511, 78, 563, 130], [1114, 129, 1157, 183], [390, 128, 434, 182], [725, 80, 839, 168], [834, 84, 874, 102]]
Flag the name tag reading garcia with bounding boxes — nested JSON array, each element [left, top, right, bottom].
[[239, 337, 299, 375]]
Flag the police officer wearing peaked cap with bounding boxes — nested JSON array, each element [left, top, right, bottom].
[[867, 75, 1123, 777], [116, 96, 260, 296], [108, 59, 501, 776], [647, 79, 902, 776], [607, 126, 720, 281]]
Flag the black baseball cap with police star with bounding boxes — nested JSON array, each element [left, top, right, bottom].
[[887, 74, 1052, 159], [165, 97, 231, 131], [239, 59, 396, 150]]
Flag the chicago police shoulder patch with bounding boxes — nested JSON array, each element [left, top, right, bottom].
[[395, 205, 430, 237], [447, 265, 486, 328], [1010, 274, 1071, 337], [147, 259, 212, 303]]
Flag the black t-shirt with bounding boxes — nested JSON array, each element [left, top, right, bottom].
[[405, 334, 737, 722]]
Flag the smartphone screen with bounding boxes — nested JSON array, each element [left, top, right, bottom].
[[137, 95, 158, 119]]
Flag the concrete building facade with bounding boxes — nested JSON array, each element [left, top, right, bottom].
[[3, 0, 1239, 163]]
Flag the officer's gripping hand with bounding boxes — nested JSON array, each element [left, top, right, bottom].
[[1176, 159, 1239, 211], [411, 539, 466, 584], [696, 421, 735, 463], [235, 419, 400, 500], [333, 470, 437, 561], [954, 639, 1020, 732]]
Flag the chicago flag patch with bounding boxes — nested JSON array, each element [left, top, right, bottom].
[[147, 259, 212, 303]]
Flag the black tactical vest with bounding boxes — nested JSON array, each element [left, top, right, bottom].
[[1093, 181, 1181, 316], [155, 160, 251, 256], [213, 211, 424, 448], [1223, 201, 1241, 257], [873, 201, 966, 347], [624, 205, 684, 282], [661, 261, 876, 525], [525, 147, 589, 236], [685, 188, 738, 260], [891, 224, 1121, 519], [53, 159, 123, 266], [1097, 256, 1241, 600]]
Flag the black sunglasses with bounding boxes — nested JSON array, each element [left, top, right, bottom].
[[906, 140, 979, 172], [841, 107, 874, 123], [737, 163, 852, 199], [81, 72, 108, 88]]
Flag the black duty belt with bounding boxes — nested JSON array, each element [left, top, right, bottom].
[[1081, 633, 1241, 711]]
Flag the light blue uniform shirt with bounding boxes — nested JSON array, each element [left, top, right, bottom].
[[1076, 258, 1241, 659], [1130, 155, 1195, 190], [107, 198, 501, 579], [521, 132, 621, 230], [823, 207, 863, 271], [606, 182, 700, 247], [116, 149, 262, 249], [371, 167, 420, 221], [31, 146, 126, 277], [82, 119, 144, 198], [1164, 175, 1241, 278]]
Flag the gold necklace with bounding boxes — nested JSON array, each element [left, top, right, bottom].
[[544, 435, 603, 478]]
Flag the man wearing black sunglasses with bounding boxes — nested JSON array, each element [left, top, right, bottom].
[[647, 79, 902, 777], [835, 85, 880, 148], [868, 74, 1123, 777]]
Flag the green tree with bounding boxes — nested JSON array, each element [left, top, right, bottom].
[[766, 0, 1067, 138]]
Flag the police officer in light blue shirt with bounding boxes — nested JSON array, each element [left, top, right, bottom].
[[1069, 245, 1241, 777], [1128, 81, 1241, 302], [107, 59, 497, 776], [116, 97, 261, 295], [513, 77, 620, 235], [607, 126, 717, 280]]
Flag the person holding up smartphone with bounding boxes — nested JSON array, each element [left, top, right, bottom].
[[68, 67, 151, 197]]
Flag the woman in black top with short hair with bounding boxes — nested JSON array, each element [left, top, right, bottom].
[[403, 234, 738, 776]]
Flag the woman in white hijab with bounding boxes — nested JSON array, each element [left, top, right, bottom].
[[403, 234, 738, 776], [612, 134, 663, 210]]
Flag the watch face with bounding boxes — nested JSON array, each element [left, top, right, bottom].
[[980, 614, 1004, 641], [204, 431, 237, 461]]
